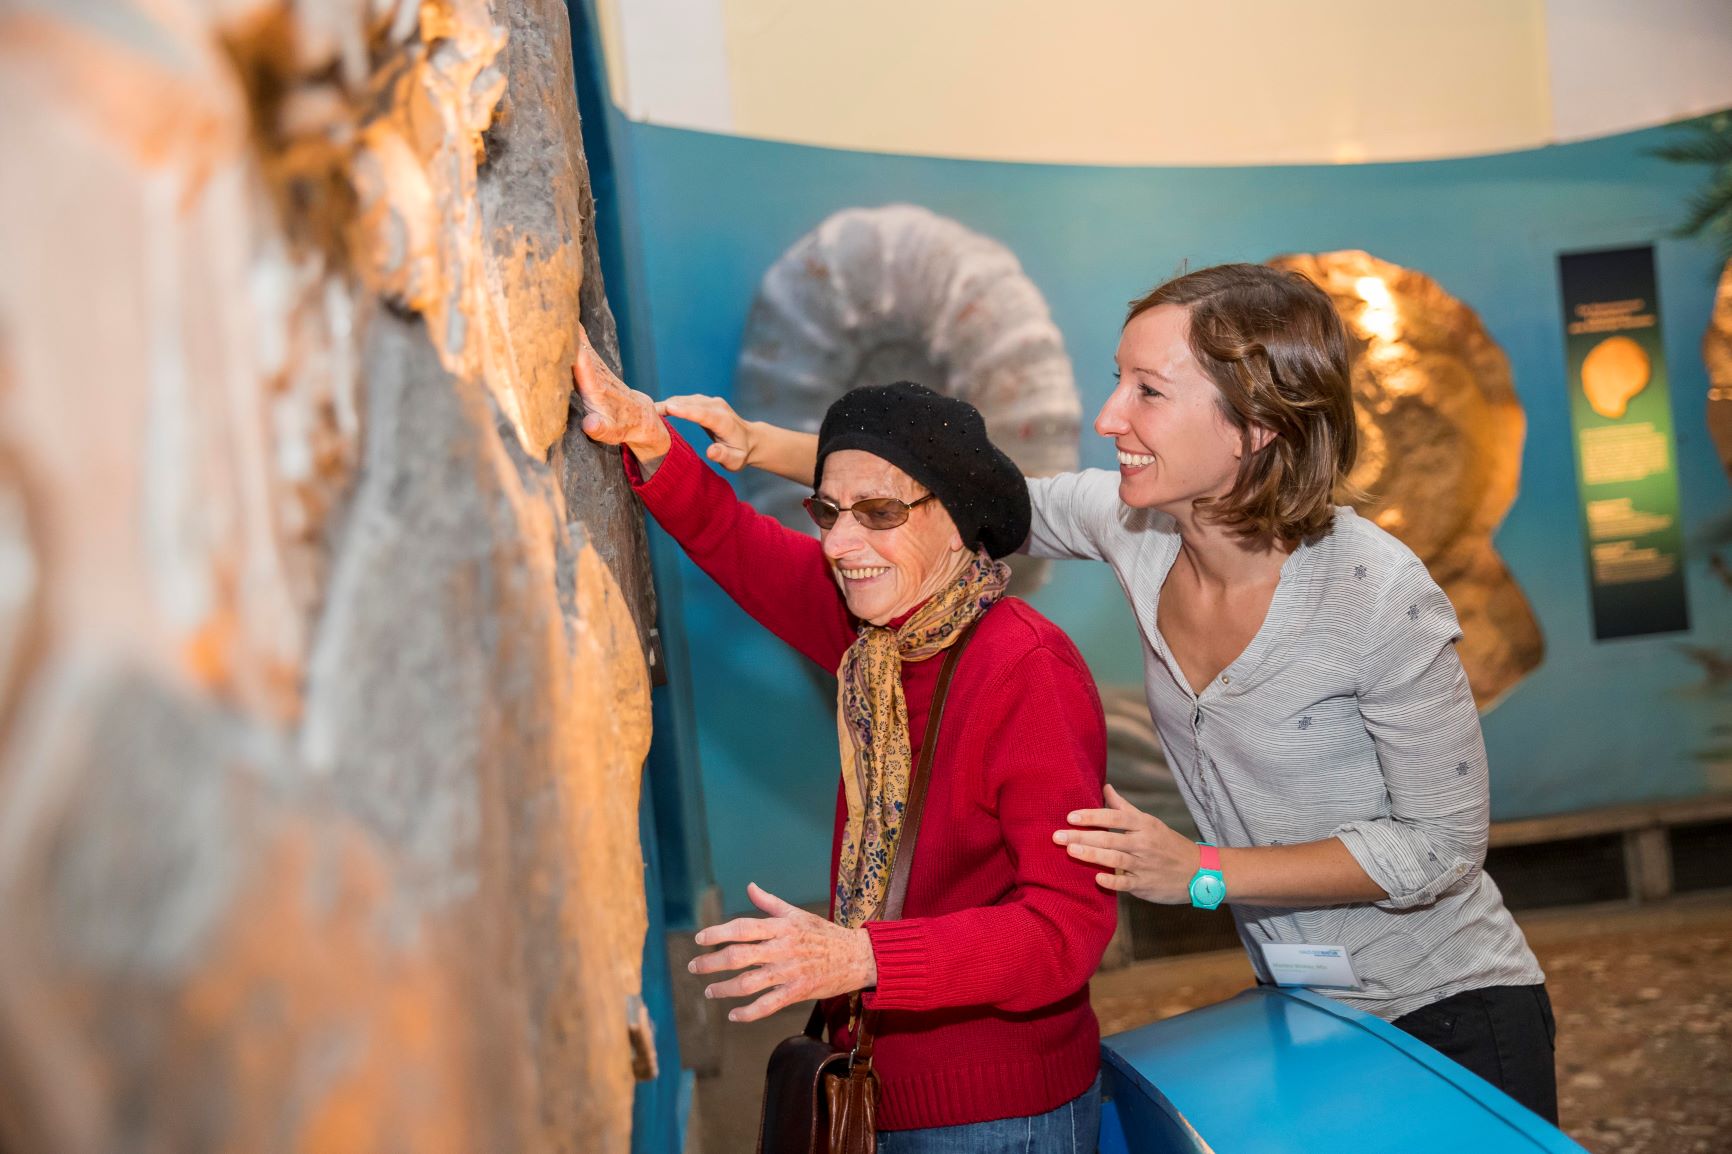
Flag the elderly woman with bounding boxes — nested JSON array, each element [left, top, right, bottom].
[[571, 330, 1116, 1151], [652, 264, 1559, 1124]]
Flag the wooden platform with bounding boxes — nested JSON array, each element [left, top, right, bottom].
[[1489, 793, 1732, 903]]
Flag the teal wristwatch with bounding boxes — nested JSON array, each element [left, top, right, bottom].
[[1189, 843, 1226, 910]]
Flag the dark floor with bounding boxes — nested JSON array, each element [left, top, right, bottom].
[[690, 892, 1732, 1154]]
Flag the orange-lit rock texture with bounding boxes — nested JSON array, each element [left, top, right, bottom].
[[1271, 251, 1544, 708], [0, 2, 656, 1152]]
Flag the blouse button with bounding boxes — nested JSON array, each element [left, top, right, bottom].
[[1220, 675, 1231, 685]]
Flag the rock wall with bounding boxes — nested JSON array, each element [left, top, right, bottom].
[[0, 1, 658, 1151]]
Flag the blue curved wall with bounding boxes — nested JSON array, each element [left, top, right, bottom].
[[611, 116, 1732, 913]]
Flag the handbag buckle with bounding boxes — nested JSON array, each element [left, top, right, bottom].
[[844, 992, 871, 1072]]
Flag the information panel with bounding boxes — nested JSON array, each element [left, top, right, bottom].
[[1558, 244, 1689, 640]]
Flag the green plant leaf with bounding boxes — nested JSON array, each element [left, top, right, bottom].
[[1677, 171, 1732, 237], [1654, 116, 1732, 260]]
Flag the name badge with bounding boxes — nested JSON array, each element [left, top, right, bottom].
[[1260, 942, 1361, 989]]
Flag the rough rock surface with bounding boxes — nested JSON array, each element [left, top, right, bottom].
[[0, 1, 656, 1151]]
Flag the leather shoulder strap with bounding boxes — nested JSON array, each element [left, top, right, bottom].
[[877, 615, 980, 924]]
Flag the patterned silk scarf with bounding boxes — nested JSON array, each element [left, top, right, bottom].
[[832, 552, 1011, 928]]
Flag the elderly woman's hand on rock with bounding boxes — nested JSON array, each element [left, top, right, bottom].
[[570, 323, 670, 467], [688, 882, 877, 1023]]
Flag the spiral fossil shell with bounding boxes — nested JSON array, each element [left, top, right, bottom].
[[734, 204, 1081, 591]]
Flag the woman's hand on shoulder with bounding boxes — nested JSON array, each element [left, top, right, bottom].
[[571, 324, 670, 465], [1054, 784, 1199, 904]]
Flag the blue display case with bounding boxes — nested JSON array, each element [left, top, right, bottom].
[[1100, 987, 1587, 1153]]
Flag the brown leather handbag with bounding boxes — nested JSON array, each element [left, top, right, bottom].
[[755, 621, 977, 1154]]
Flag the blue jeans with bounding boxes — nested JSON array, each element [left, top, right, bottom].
[[876, 1073, 1102, 1154]]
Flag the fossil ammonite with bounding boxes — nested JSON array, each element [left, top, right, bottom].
[[733, 204, 1080, 592], [1269, 250, 1544, 708]]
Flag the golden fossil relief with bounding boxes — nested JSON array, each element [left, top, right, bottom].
[[1271, 251, 1544, 708], [1704, 259, 1732, 486]]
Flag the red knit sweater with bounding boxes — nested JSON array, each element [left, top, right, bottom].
[[627, 429, 1116, 1131]]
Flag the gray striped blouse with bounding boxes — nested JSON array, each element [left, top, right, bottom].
[[1027, 470, 1543, 1021]]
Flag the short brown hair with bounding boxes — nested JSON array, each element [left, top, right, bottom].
[[1126, 263, 1356, 544]]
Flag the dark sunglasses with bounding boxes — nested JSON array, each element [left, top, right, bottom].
[[803, 492, 938, 531]]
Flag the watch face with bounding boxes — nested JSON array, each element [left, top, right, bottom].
[[1191, 874, 1226, 907]]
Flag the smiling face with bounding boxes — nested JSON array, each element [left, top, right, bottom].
[[1096, 304, 1257, 516], [817, 450, 969, 625]]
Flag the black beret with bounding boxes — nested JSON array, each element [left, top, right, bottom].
[[815, 381, 1030, 559]]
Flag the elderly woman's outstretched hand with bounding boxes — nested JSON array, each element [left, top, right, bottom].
[[1054, 784, 1201, 905], [689, 882, 877, 1023], [570, 324, 669, 465]]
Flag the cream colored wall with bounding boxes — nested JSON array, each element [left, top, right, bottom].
[[595, 0, 1732, 165], [721, 0, 1552, 165], [597, 0, 733, 131]]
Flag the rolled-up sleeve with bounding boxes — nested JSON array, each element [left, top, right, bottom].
[[1023, 470, 1122, 562], [1334, 558, 1489, 911]]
